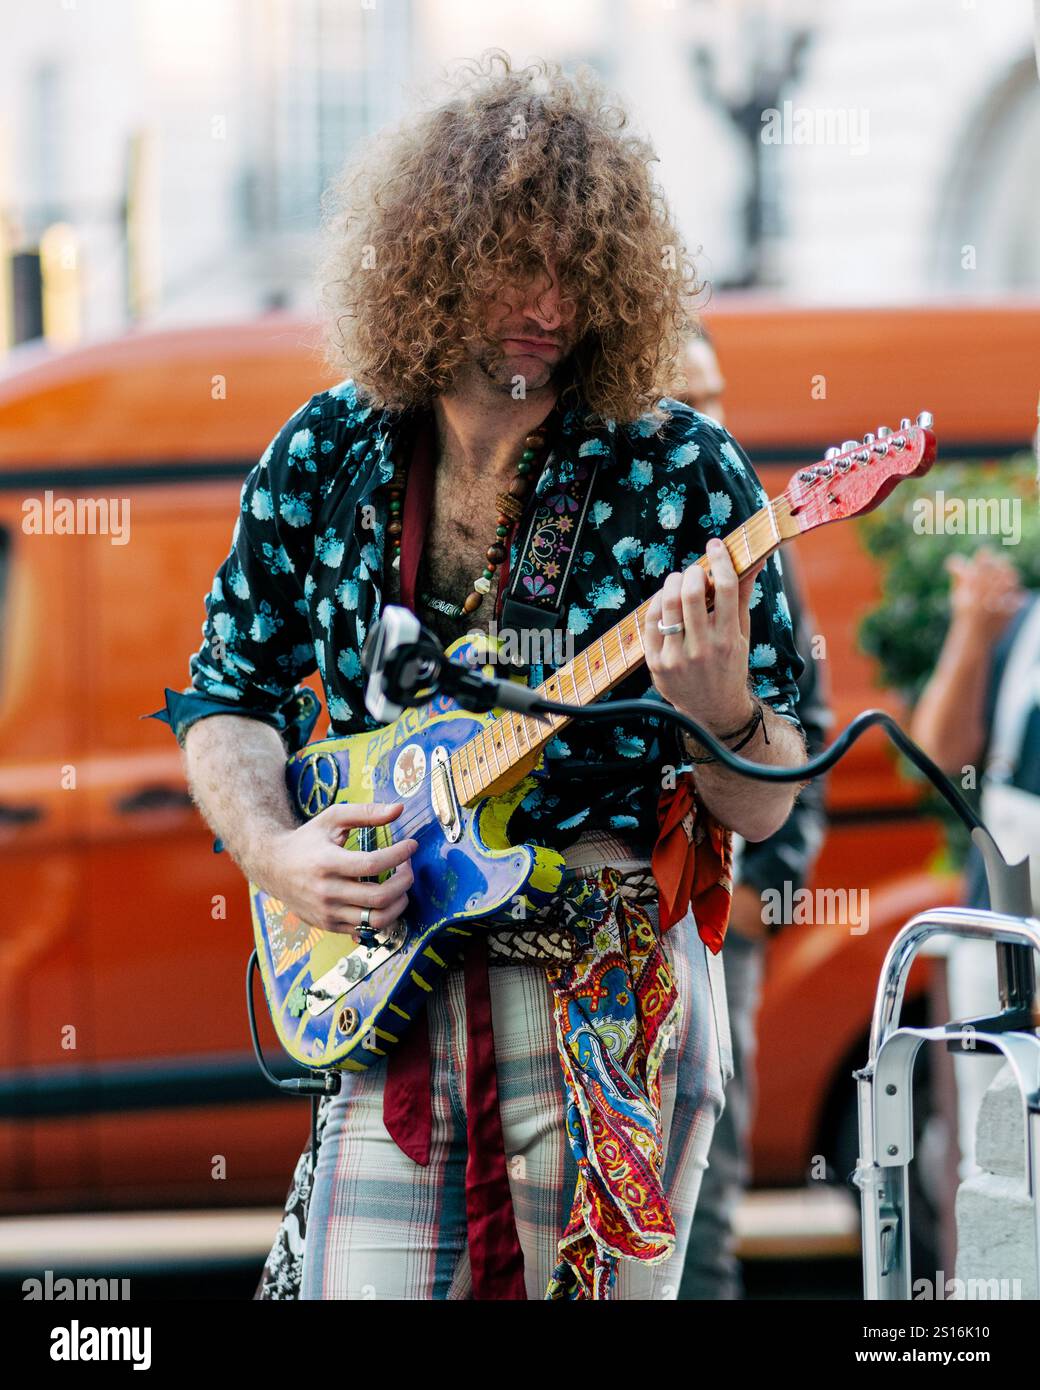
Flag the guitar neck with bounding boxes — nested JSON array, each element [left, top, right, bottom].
[[449, 493, 797, 803]]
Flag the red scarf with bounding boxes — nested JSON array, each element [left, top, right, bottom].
[[652, 773, 734, 954]]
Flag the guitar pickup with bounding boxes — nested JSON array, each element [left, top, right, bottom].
[[430, 745, 461, 842]]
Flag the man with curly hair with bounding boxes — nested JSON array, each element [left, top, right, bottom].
[[153, 54, 807, 1300]]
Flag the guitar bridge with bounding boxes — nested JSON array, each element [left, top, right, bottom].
[[305, 921, 407, 1017]]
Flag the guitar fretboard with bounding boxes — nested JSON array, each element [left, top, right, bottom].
[[449, 493, 796, 804]]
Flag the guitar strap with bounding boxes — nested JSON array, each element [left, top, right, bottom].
[[500, 437, 601, 645]]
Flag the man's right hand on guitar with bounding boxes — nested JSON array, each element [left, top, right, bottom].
[[263, 801, 418, 941]]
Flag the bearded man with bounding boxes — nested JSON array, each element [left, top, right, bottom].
[[153, 54, 807, 1300]]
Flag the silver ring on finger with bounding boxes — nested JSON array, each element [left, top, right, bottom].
[[657, 620, 685, 636], [359, 906, 373, 931]]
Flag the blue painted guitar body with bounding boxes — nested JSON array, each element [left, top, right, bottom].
[[249, 633, 565, 1070]]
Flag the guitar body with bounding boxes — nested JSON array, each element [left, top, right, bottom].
[[249, 632, 566, 1071]]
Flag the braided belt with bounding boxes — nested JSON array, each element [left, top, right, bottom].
[[486, 865, 659, 966]]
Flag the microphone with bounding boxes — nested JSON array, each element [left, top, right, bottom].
[[361, 606, 434, 721], [360, 606, 552, 720]]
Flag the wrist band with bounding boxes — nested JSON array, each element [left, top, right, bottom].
[[728, 702, 769, 753], [681, 699, 768, 764]]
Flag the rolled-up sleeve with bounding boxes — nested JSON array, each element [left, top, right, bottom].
[[146, 403, 324, 752]]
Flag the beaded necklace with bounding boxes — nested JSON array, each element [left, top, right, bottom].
[[388, 422, 553, 622]]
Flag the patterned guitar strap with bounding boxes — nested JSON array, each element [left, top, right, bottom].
[[484, 443, 604, 966]]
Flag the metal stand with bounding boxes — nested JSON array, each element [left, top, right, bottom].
[[854, 907, 1040, 1299]]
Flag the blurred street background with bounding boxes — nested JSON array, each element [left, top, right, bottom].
[[1, 0, 1038, 340]]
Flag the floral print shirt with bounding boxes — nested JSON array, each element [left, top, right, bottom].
[[156, 379, 804, 854]]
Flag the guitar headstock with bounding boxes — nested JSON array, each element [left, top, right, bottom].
[[783, 413, 937, 533]]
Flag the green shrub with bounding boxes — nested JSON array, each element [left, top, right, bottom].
[[857, 453, 1039, 865]]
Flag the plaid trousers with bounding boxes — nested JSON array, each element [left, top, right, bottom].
[[295, 896, 732, 1300]]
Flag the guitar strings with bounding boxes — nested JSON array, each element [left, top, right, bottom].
[[444, 493, 800, 791]]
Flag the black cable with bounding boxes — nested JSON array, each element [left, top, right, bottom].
[[246, 949, 289, 1089], [246, 952, 335, 1180], [246, 949, 341, 1097], [523, 698, 985, 838]]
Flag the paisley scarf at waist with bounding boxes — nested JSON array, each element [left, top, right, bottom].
[[542, 796, 733, 1300]]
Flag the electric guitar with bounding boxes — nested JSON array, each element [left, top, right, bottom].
[[250, 415, 937, 1071]]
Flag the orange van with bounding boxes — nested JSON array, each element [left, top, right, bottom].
[[1, 301, 1036, 1213]]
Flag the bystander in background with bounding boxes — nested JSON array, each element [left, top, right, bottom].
[[677, 327, 832, 1299]]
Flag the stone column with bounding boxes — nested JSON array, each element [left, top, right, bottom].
[[954, 1064, 1037, 1300]]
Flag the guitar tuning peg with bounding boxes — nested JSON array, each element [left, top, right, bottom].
[[916, 410, 933, 429], [877, 426, 892, 437], [862, 432, 876, 446], [899, 418, 911, 430], [841, 439, 858, 453], [824, 447, 839, 460]]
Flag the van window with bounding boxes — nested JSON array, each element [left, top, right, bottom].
[[85, 481, 261, 750]]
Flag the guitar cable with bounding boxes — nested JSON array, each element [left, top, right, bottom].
[[247, 949, 342, 1181], [246, 949, 341, 1095], [528, 698, 987, 836]]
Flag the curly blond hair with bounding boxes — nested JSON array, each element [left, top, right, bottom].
[[316, 52, 702, 423]]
